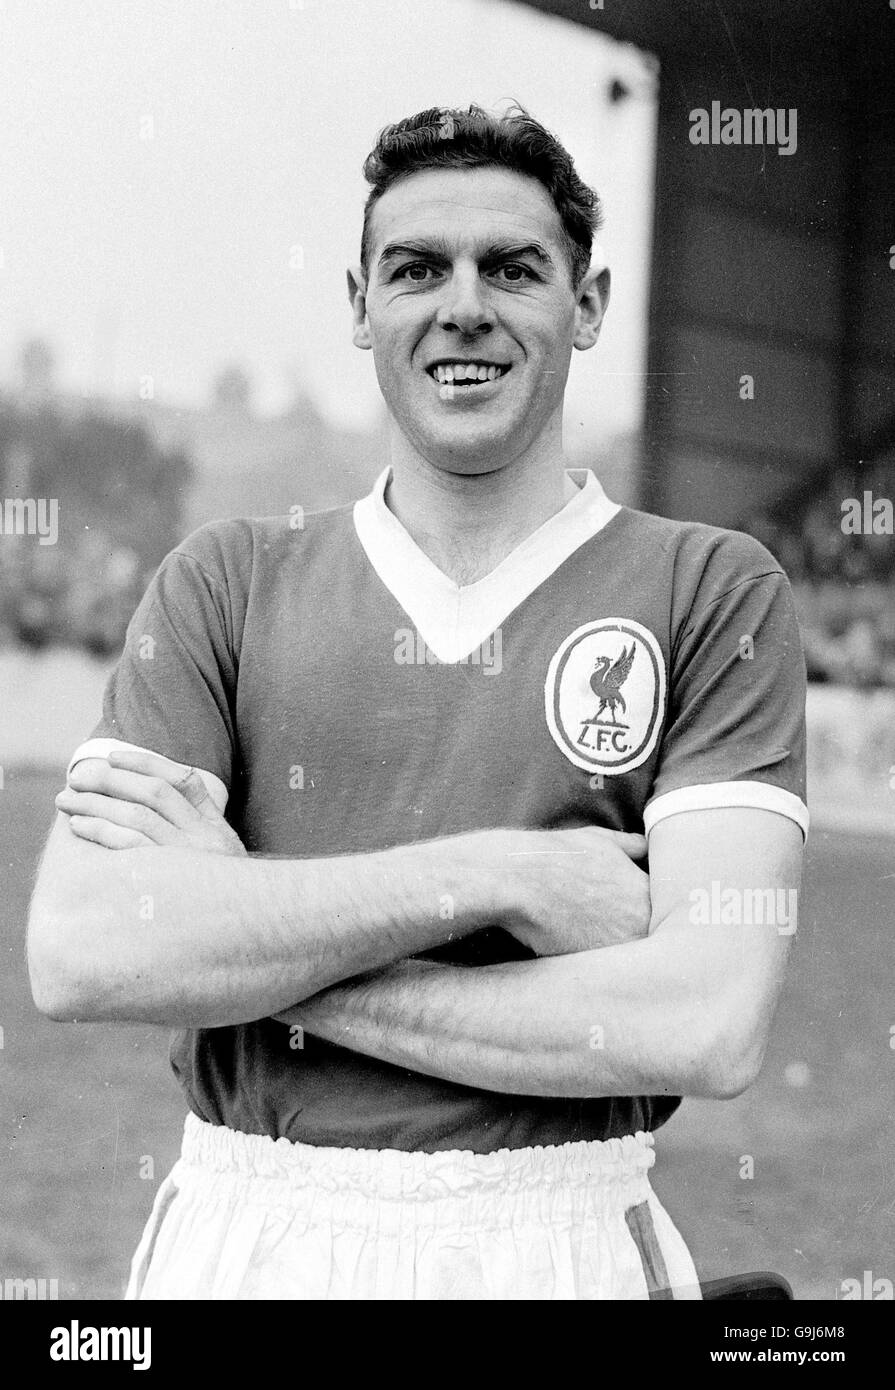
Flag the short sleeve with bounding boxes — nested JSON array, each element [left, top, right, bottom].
[[644, 557, 809, 839], [69, 542, 240, 805]]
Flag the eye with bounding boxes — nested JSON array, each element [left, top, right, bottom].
[[495, 263, 535, 282], [395, 262, 437, 282]]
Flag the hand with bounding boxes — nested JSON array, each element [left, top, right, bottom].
[[495, 825, 651, 956], [55, 749, 246, 855]]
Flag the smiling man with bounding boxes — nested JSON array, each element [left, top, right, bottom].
[[28, 106, 807, 1301]]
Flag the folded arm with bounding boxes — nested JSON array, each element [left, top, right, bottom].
[[277, 808, 803, 1100], [28, 751, 650, 1028], [27, 761, 507, 1027]]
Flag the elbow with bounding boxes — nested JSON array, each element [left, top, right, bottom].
[[30, 983, 82, 1024], [700, 1054, 762, 1101], [690, 1017, 768, 1101], [27, 908, 105, 1022], [29, 968, 85, 1024]]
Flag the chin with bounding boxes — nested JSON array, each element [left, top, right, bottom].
[[418, 421, 530, 473], [426, 456, 506, 478], [423, 444, 515, 477]]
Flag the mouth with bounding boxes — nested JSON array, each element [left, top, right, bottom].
[[426, 360, 511, 389]]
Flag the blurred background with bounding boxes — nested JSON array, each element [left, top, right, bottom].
[[1, 0, 893, 1301]]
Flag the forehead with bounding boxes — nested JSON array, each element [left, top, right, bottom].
[[367, 165, 566, 260]]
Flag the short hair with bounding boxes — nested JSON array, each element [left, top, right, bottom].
[[360, 104, 602, 287]]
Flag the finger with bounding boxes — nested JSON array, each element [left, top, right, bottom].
[[58, 789, 181, 844], [107, 750, 220, 822], [105, 747, 190, 781], [68, 762, 201, 830], [599, 830, 648, 860], [171, 766, 217, 819], [68, 815, 155, 850]]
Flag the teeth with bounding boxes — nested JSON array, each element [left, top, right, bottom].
[[432, 363, 505, 384]]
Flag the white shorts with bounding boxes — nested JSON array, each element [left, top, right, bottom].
[[126, 1113, 701, 1300]]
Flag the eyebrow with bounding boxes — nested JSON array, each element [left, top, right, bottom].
[[376, 239, 556, 271]]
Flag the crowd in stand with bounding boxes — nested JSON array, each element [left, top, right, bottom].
[[0, 394, 191, 657], [747, 465, 895, 689], [0, 525, 151, 656]]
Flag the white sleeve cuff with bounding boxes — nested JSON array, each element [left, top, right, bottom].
[[643, 780, 809, 841], [67, 738, 229, 813]]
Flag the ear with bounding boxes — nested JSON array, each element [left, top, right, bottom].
[[572, 264, 610, 352], [347, 265, 372, 350]]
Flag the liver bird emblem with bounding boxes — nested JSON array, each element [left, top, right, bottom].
[[578, 643, 637, 745]]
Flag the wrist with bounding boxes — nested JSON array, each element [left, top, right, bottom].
[[452, 828, 520, 931], [382, 830, 513, 942], [481, 827, 544, 950], [463, 827, 531, 935]]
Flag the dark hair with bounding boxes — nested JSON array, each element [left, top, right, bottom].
[[360, 104, 602, 287]]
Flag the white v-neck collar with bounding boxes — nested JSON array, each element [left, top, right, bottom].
[[353, 465, 621, 663]]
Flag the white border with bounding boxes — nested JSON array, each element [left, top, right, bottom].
[[644, 781, 809, 840]]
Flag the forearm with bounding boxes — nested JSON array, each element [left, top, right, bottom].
[[28, 819, 506, 1027], [284, 920, 779, 1099]]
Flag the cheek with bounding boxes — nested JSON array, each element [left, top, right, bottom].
[[367, 294, 425, 334], [512, 302, 575, 358], [526, 335, 573, 387], [369, 321, 425, 378]]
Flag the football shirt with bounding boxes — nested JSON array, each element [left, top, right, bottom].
[[69, 468, 808, 1153]]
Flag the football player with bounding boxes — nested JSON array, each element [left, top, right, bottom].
[[29, 105, 806, 1300]]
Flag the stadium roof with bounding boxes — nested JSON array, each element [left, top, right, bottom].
[[513, 0, 893, 76]]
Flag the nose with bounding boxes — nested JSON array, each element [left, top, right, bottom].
[[436, 263, 496, 336]]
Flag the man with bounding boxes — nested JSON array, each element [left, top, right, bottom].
[[28, 105, 807, 1301]]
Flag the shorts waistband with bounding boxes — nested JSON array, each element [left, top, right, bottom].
[[178, 1112, 656, 1206]]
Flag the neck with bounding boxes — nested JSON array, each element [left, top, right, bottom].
[[384, 426, 579, 586]]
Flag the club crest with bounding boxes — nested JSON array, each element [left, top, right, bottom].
[[544, 618, 666, 774]]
